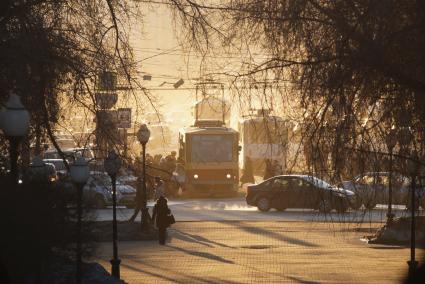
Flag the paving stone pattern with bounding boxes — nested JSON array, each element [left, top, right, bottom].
[[94, 221, 424, 283]]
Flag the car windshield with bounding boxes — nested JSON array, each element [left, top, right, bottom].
[[66, 149, 93, 159], [44, 152, 61, 159], [302, 176, 331, 189], [48, 160, 66, 171]]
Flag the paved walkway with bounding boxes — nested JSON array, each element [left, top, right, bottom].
[[94, 221, 424, 283]]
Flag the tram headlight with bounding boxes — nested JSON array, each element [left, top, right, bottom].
[[193, 174, 199, 179], [226, 174, 231, 179]]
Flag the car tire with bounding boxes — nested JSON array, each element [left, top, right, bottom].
[[364, 200, 376, 210], [257, 197, 271, 212], [406, 199, 420, 211], [318, 199, 332, 214], [93, 195, 106, 209], [350, 197, 363, 210], [335, 200, 349, 214]]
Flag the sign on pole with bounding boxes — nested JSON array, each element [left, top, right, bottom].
[[117, 108, 131, 128]]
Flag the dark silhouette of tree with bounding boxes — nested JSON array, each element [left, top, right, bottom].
[[170, 0, 425, 179], [0, 1, 144, 282], [0, 0, 142, 165]]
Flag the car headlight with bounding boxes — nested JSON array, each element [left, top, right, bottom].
[[194, 174, 199, 179], [226, 174, 231, 179]]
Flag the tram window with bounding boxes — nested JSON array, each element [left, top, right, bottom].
[[190, 135, 234, 162], [246, 121, 286, 144]]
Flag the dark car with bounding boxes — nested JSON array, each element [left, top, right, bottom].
[[246, 175, 355, 213], [43, 158, 68, 177], [54, 171, 137, 209], [84, 172, 137, 209], [341, 172, 425, 210]]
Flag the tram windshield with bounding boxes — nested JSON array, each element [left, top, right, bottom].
[[245, 120, 286, 144], [190, 134, 233, 162]]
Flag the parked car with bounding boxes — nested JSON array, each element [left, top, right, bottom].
[[43, 162, 59, 182], [84, 171, 136, 209], [43, 158, 68, 177], [118, 174, 138, 188], [341, 172, 425, 210], [44, 148, 94, 161], [246, 174, 355, 213]]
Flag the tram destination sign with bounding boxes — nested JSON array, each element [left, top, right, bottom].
[[117, 108, 131, 128]]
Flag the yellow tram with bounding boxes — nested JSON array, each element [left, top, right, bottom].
[[177, 119, 239, 195]]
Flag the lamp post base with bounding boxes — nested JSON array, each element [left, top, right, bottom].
[[110, 258, 121, 279], [7, 136, 21, 186], [408, 260, 418, 277], [386, 213, 395, 224]]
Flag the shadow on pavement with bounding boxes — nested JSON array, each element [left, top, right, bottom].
[[167, 245, 234, 264], [121, 263, 178, 283], [369, 245, 409, 250], [128, 257, 238, 283], [227, 223, 320, 248], [287, 275, 321, 284], [170, 229, 234, 249]]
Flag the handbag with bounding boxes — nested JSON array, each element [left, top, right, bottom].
[[167, 214, 176, 225]]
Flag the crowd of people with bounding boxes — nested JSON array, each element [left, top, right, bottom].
[[131, 150, 182, 198], [240, 157, 284, 185]]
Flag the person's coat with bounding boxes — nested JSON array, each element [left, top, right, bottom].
[[152, 196, 170, 229]]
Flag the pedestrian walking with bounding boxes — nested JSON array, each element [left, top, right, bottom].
[[173, 162, 186, 192], [151, 196, 175, 245], [170, 150, 177, 164], [154, 176, 165, 200], [128, 176, 144, 222]]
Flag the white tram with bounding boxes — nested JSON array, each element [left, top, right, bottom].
[[238, 109, 289, 176]]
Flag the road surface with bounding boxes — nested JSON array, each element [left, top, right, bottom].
[[93, 197, 423, 222]]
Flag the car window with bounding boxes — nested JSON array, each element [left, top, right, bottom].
[[360, 175, 377, 185], [45, 152, 61, 159], [303, 176, 330, 189], [377, 176, 389, 186], [261, 179, 273, 187], [273, 178, 290, 187], [54, 161, 66, 171], [78, 150, 94, 159], [287, 177, 304, 188], [294, 178, 303, 187]]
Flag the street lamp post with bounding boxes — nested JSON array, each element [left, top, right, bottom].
[[385, 129, 398, 223], [137, 124, 151, 231], [70, 157, 90, 284], [104, 150, 122, 279], [407, 152, 420, 278], [0, 93, 30, 185]]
